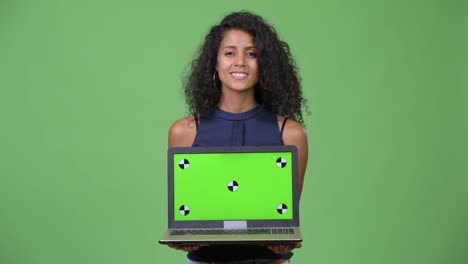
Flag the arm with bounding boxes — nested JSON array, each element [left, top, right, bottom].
[[167, 117, 203, 252], [279, 117, 309, 200], [267, 117, 308, 255]]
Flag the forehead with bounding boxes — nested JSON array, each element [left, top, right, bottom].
[[219, 29, 255, 48]]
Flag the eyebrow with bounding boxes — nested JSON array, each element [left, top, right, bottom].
[[222, 45, 257, 50]]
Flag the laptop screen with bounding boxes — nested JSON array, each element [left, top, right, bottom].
[[171, 150, 294, 221]]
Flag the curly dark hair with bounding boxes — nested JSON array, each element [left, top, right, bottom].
[[184, 11, 307, 125]]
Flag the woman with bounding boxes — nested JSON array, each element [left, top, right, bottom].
[[168, 11, 308, 264]]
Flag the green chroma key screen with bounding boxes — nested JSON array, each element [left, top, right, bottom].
[[173, 152, 293, 221]]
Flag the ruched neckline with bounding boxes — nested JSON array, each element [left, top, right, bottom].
[[214, 106, 259, 121]]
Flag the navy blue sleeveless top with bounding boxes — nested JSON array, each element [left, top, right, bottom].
[[193, 106, 284, 147], [188, 106, 293, 262]]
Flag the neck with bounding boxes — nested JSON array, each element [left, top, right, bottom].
[[217, 89, 257, 113]]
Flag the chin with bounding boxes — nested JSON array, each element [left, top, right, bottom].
[[224, 83, 256, 92], [231, 87, 254, 93]]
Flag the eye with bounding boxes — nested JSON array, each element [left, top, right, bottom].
[[224, 51, 235, 56], [246, 51, 257, 58]]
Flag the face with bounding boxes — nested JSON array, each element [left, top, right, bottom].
[[216, 29, 259, 93]]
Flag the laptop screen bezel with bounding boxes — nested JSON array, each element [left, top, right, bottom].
[[166, 145, 300, 228]]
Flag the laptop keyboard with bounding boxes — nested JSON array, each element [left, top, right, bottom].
[[170, 228, 295, 236]]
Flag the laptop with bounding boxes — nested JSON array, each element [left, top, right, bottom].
[[159, 145, 302, 245]]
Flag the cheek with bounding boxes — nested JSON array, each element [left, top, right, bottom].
[[251, 64, 259, 77], [216, 61, 228, 72], [215, 55, 224, 71], [251, 61, 258, 72]]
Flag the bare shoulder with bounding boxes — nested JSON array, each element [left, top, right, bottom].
[[277, 116, 307, 144], [168, 116, 197, 147]]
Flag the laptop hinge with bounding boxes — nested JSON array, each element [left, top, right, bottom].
[[224, 221, 247, 229]]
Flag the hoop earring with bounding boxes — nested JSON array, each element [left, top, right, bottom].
[[213, 72, 219, 89]]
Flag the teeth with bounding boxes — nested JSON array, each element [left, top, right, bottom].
[[231, 73, 247, 77]]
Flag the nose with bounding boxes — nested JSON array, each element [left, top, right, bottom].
[[234, 54, 246, 67]]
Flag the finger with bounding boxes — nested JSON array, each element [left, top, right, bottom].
[[267, 245, 289, 255], [186, 245, 201, 251], [167, 244, 201, 252]]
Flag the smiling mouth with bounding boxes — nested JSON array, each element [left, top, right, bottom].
[[230, 72, 248, 80]]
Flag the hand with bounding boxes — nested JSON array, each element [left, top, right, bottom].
[[266, 242, 302, 255], [167, 244, 207, 252]]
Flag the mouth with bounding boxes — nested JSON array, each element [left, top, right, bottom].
[[230, 72, 249, 80]]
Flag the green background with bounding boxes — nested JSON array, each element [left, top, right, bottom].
[[1, 0, 467, 263], [173, 152, 293, 221]]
